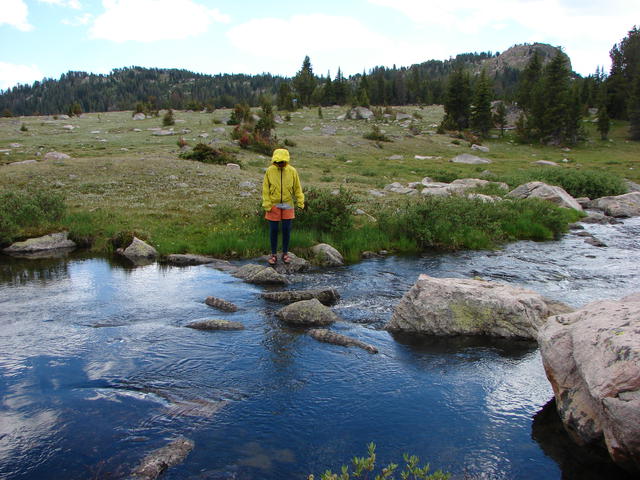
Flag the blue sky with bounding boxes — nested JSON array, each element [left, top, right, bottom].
[[1, 0, 638, 91]]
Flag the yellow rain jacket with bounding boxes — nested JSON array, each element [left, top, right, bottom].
[[262, 149, 305, 211]]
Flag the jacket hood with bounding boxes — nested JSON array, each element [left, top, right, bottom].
[[271, 148, 290, 164]]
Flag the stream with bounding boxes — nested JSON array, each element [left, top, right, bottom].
[[1, 218, 639, 479]]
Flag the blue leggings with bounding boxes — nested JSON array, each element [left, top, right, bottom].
[[269, 219, 292, 254]]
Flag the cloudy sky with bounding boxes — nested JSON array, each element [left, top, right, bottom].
[[0, 0, 638, 91]]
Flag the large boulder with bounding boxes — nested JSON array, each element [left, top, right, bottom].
[[2, 232, 76, 255], [308, 329, 378, 354], [261, 288, 340, 306], [276, 298, 340, 327], [591, 192, 640, 218], [507, 181, 583, 211], [120, 237, 158, 265], [311, 243, 344, 267], [43, 151, 71, 161], [386, 274, 572, 339], [348, 106, 374, 120], [538, 293, 640, 472]]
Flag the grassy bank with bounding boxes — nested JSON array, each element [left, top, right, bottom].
[[0, 106, 636, 260]]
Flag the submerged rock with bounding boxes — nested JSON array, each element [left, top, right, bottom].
[[2, 231, 76, 255], [276, 298, 340, 327], [205, 296, 238, 312], [165, 254, 226, 266], [386, 274, 572, 339], [308, 329, 378, 353], [538, 293, 640, 472], [131, 437, 194, 480], [261, 288, 340, 306], [185, 319, 244, 331]]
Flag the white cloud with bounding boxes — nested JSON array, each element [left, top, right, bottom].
[[368, 0, 640, 74], [88, 0, 230, 42], [0, 0, 33, 31], [62, 13, 93, 26], [226, 14, 441, 76], [38, 0, 82, 8], [0, 62, 44, 91]]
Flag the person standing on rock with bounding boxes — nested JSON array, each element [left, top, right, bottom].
[[262, 148, 304, 265]]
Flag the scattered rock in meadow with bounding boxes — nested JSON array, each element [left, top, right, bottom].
[[590, 192, 640, 218], [303, 126, 313, 132], [507, 181, 583, 211], [386, 274, 573, 339], [347, 106, 374, 120], [131, 437, 194, 480], [226, 163, 241, 170], [3, 232, 76, 255], [276, 298, 340, 327], [368, 189, 386, 198], [261, 288, 340, 306], [62, 125, 75, 131], [8, 159, 37, 166], [538, 292, 640, 472], [471, 144, 490, 153], [307, 329, 378, 353], [205, 296, 238, 312], [414, 155, 441, 160], [387, 155, 403, 160], [152, 129, 174, 136], [119, 237, 158, 265], [133, 113, 146, 120], [532, 160, 559, 167], [451, 153, 491, 165], [185, 319, 244, 331], [44, 151, 71, 161], [239, 181, 256, 189], [9, 143, 22, 148], [311, 243, 344, 267], [321, 125, 337, 135], [395, 112, 412, 121]]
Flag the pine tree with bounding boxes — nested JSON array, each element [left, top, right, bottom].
[[292, 56, 316, 107], [607, 26, 640, 119], [162, 109, 175, 126], [357, 72, 371, 107], [322, 72, 335, 106], [333, 68, 348, 105], [493, 101, 507, 137], [597, 103, 611, 140], [629, 72, 640, 140], [442, 68, 472, 130], [470, 70, 493, 137], [538, 51, 571, 143], [277, 82, 294, 111]]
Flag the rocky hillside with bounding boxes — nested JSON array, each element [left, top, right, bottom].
[[481, 43, 571, 75]]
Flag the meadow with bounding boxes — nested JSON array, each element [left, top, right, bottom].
[[0, 106, 637, 261]]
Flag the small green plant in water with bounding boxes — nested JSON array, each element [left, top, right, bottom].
[[308, 442, 451, 480]]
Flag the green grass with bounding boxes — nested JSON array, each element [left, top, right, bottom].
[[0, 106, 637, 259]]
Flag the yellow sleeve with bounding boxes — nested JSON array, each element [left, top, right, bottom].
[[262, 170, 272, 211], [293, 169, 304, 209]]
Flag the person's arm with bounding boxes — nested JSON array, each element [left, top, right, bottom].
[[293, 169, 304, 209], [262, 170, 273, 211]]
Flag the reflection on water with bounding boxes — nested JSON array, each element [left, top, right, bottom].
[[0, 218, 639, 479]]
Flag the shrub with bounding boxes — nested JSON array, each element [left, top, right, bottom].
[[364, 125, 392, 142], [20, 123, 28, 132], [296, 186, 357, 233], [179, 143, 236, 164], [284, 138, 297, 147], [0, 189, 66, 244], [162, 109, 175, 126], [308, 443, 450, 480]]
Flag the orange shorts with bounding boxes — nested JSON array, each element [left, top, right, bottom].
[[265, 206, 295, 221]]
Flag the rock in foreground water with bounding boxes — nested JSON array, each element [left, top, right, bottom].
[[311, 243, 344, 267], [233, 264, 288, 285], [538, 293, 640, 472], [185, 319, 244, 331], [308, 329, 378, 353], [261, 288, 340, 306], [386, 274, 572, 339], [131, 437, 194, 480], [119, 237, 158, 265], [276, 298, 339, 326], [2, 231, 76, 255]]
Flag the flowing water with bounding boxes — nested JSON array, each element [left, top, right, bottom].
[[1, 218, 639, 480]]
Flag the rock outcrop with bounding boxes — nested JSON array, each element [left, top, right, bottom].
[[185, 319, 244, 331], [591, 192, 640, 218], [311, 243, 344, 267], [205, 296, 238, 312], [308, 329, 378, 353], [276, 298, 340, 327], [386, 274, 572, 339], [507, 181, 582, 211], [119, 237, 158, 265], [538, 293, 640, 472], [233, 264, 288, 285], [261, 288, 340, 306], [131, 437, 194, 480], [2, 232, 76, 255]]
